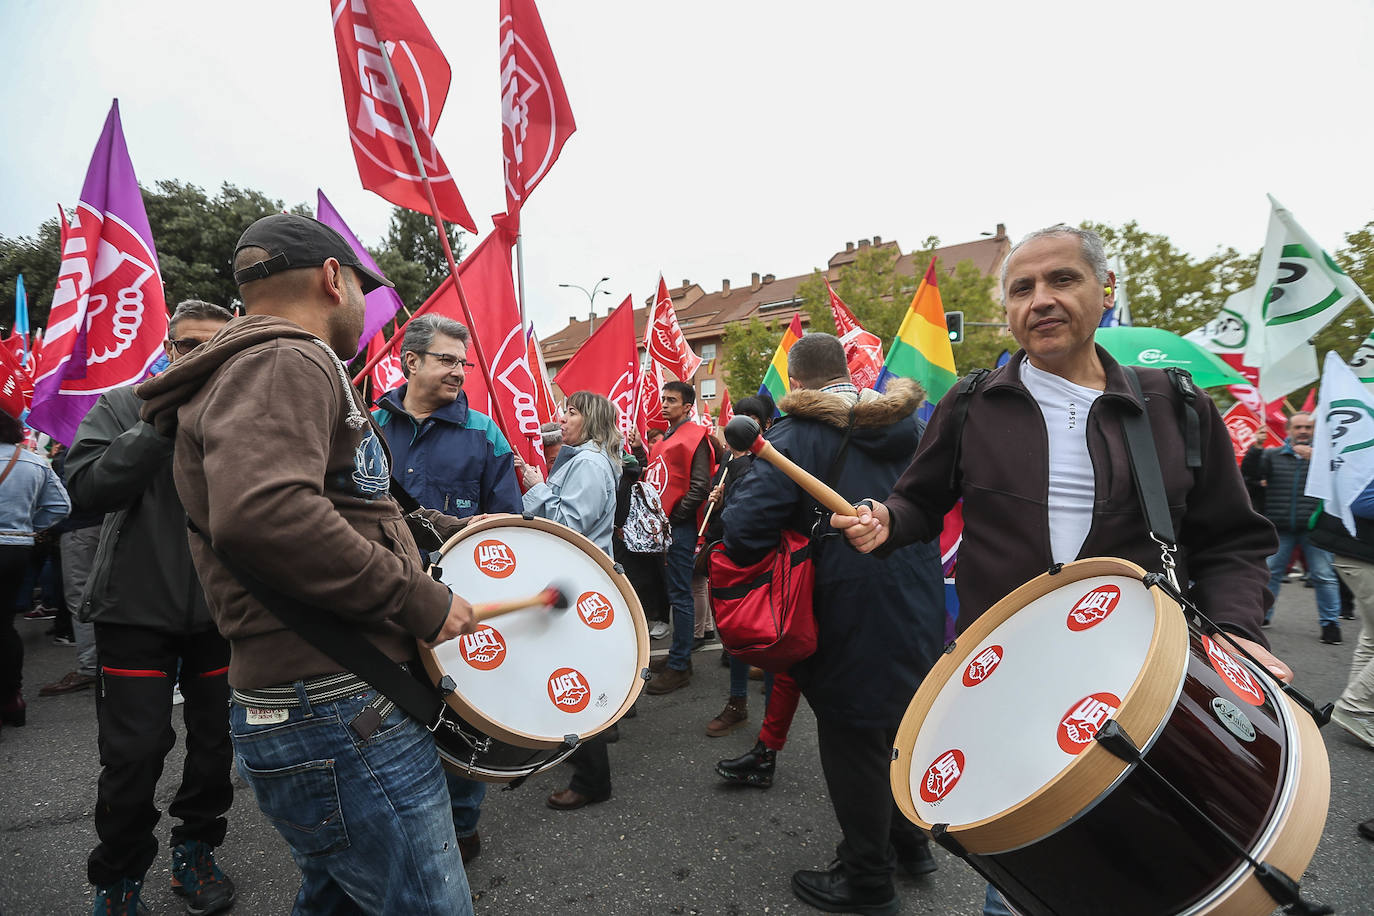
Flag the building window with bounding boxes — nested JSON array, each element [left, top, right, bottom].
[[699, 342, 717, 360], [700, 379, 717, 400]]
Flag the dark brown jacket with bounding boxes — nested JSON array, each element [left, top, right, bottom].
[[881, 349, 1276, 645], [138, 315, 452, 688]]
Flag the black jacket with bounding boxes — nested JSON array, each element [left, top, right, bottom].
[[1246, 443, 1320, 532], [65, 386, 214, 632], [722, 379, 945, 729]]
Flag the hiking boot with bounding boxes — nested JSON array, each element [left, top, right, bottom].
[[171, 840, 236, 915], [93, 877, 149, 916], [716, 740, 776, 788], [1321, 623, 1343, 645], [706, 697, 748, 737], [40, 671, 97, 696], [644, 665, 691, 695]]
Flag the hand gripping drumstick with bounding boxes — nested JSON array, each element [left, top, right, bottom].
[[474, 584, 571, 623], [723, 416, 858, 518]]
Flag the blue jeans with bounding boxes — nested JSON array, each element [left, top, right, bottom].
[[1265, 531, 1340, 626], [230, 686, 473, 916], [445, 771, 487, 838], [984, 884, 1015, 915], [665, 523, 697, 670]]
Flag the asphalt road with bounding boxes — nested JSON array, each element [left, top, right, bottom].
[[2, 584, 1371, 916]]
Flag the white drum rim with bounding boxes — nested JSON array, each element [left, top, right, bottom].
[[417, 515, 650, 750], [890, 557, 1190, 854]]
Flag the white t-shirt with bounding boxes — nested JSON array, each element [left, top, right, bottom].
[[1020, 360, 1104, 564]]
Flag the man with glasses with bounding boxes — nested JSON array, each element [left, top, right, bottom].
[[372, 312, 523, 863], [67, 299, 238, 915]]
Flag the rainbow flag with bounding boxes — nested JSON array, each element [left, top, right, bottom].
[[875, 258, 957, 403], [758, 313, 804, 413]]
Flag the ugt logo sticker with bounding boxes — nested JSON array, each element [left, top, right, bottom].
[[1067, 585, 1121, 631], [576, 591, 614, 630], [962, 645, 1003, 687], [474, 540, 516, 578], [919, 749, 965, 803], [1057, 692, 1121, 754], [547, 667, 590, 713], [459, 626, 507, 671]]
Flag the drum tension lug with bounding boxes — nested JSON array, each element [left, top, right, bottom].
[[437, 676, 456, 697], [613, 561, 626, 575], [641, 668, 652, 680], [1093, 720, 1141, 763], [562, 733, 581, 750], [522, 511, 536, 521], [929, 824, 968, 859], [430, 564, 444, 582], [1253, 862, 1334, 915], [941, 639, 957, 655], [1047, 562, 1064, 575]]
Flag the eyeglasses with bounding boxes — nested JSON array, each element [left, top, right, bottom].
[[420, 351, 474, 370], [167, 338, 206, 356]]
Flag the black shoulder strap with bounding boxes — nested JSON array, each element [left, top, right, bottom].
[[948, 368, 991, 490], [389, 476, 423, 513], [1163, 367, 1202, 469], [188, 522, 450, 729], [1120, 367, 1178, 546]]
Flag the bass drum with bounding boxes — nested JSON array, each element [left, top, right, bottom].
[[890, 558, 1329, 915], [418, 516, 649, 782]]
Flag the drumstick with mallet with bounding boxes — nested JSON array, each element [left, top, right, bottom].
[[474, 583, 571, 622], [697, 461, 732, 537], [723, 416, 859, 518]]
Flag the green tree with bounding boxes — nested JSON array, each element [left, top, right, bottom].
[[0, 216, 63, 333], [370, 207, 466, 312], [722, 316, 784, 396], [1308, 220, 1374, 364]]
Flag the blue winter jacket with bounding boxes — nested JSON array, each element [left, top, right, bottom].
[[374, 386, 523, 516]]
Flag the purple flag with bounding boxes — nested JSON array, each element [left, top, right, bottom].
[[316, 190, 403, 358], [29, 100, 167, 446]]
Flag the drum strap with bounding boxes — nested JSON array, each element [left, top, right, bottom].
[[1119, 368, 1181, 589], [188, 521, 454, 737]]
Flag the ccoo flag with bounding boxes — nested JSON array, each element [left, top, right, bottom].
[[875, 258, 956, 402], [758, 313, 804, 411], [1306, 351, 1374, 535], [29, 101, 167, 446], [1348, 329, 1374, 395]]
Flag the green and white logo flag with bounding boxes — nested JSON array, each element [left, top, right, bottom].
[[1185, 286, 1316, 399], [1244, 195, 1374, 400], [1349, 329, 1374, 394], [1306, 351, 1374, 535]]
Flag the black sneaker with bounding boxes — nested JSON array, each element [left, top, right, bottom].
[[716, 740, 776, 788], [1321, 623, 1343, 645], [171, 840, 236, 915], [92, 877, 149, 916]]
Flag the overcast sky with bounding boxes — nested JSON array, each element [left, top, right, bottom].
[[3, 0, 1372, 339]]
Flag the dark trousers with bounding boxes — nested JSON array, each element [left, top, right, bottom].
[[88, 622, 233, 885], [615, 542, 668, 623], [815, 716, 925, 891], [0, 546, 30, 696], [568, 733, 611, 799]]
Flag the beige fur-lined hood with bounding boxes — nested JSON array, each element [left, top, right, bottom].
[[776, 377, 925, 429]]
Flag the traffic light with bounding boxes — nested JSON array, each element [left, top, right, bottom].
[[945, 311, 964, 343]]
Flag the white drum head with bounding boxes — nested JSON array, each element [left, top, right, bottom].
[[427, 519, 647, 749], [907, 573, 1163, 828]]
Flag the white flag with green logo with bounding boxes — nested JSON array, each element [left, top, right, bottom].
[[1306, 351, 1374, 535], [1244, 196, 1374, 401], [1185, 286, 1316, 398], [1348, 329, 1374, 394]]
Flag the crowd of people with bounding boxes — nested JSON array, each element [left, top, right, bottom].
[[2, 216, 1371, 915]]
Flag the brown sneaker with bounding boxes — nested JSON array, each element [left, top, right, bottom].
[[39, 671, 97, 697], [706, 697, 749, 737], [648, 656, 691, 675], [644, 665, 691, 695]]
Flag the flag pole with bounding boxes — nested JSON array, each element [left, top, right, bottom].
[[515, 233, 528, 331], [351, 42, 512, 449]]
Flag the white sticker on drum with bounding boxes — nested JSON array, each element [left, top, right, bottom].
[[908, 575, 1158, 827]]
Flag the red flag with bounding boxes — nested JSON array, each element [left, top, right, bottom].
[[0, 338, 33, 420], [526, 326, 560, 424], [646, 277, 701, 382], [717, 384, 734, 428], [1299, 387, 1317, 414], [364, 325, 407, 400], [826, 279, 884, 390], [1222, 402, 1268, 464], [500, 0, 577, 213], [554, 294, 638, 442], [331, 0, 477, 231], [635, 359, 667, 437], [695, 397, 714, 432]]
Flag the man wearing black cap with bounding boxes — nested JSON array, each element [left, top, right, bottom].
[[139, 214, 478, 916]]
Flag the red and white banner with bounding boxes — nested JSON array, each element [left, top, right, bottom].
[[0, 338, 33, 420], [499, 0, 576, 214], [554, 294, 638, 442], [717, 383, 734, 428], [526, 326, 560, 424], [695, 397, 714, 432], [331, 0, 476, 231], [827, 279, 884, 390], [364, 325, 407, 400], [645, 276, 701, 382], [1222, 402, 1270, 463], [634, 358, 667, 438]]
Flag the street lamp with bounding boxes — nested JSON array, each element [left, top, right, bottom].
[[559, 276, 611, 333]]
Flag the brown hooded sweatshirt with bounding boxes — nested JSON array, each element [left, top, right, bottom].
[[138, 315, 451, 689]]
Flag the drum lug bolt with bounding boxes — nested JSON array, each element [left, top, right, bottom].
[[437, 676, 456, 696]]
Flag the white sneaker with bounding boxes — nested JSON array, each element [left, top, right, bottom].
[[1330, 706, 1374, 749], [649, 621, 671, 640]]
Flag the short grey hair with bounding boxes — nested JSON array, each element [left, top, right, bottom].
[[400, 314, 470, 376], [540, 421, 563, 447], [168, 299, 233, 335], [787, 332, 848, 388], [1001, 224, 1110, 290]]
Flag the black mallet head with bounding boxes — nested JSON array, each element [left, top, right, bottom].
[[724, 415, 764, 453]]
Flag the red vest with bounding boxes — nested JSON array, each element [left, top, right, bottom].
[[645, 421, 711, 518]]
